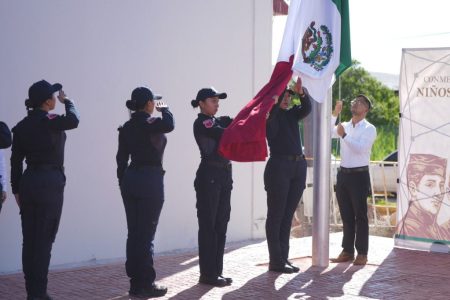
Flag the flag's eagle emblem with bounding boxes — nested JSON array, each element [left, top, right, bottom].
[[301, 21, 334, 71]]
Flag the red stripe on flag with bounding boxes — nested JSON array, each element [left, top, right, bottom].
[[218, 56, 294, 162]]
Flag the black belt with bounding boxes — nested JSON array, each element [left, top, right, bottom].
[[339, 166, 369, 174], [201, 160, 232, 170], [271, 154, 305, 161], [128, 163, 162, 170], [27, 164, 64, 172]]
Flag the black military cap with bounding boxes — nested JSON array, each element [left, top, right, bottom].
[[194, 87, 227, 102], [28, 80, 62, 106], [131, 87, 162, 103]]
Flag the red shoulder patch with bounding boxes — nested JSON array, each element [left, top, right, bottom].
[[203, 119, 214, 128], [147, 117, 157, 124], [47, 114, 58, 120]]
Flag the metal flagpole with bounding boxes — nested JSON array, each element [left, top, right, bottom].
[[312, 88, 332, 267]]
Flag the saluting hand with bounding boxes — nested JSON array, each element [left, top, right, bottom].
[[333, 100, 343, 117], [155, 101, 168, 112], [57, 90, 67, 104]]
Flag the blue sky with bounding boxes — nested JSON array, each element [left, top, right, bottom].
[[272, 0, 450, 74]]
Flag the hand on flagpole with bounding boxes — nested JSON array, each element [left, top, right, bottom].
[[332, 100, 343, 117], [337, 123, 346, 138], [293, 77, 304, 95]]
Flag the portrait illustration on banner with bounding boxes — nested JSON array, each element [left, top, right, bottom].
[[397, 153, 450, 241]]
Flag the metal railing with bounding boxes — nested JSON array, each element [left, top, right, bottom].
[[293, 159, 398, 238]]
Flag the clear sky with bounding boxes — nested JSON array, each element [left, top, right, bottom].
[[272, 0, 450, 75]]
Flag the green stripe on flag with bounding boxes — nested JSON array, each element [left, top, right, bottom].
[[332, 0, 352, 76], [395, 234, 450, 245]]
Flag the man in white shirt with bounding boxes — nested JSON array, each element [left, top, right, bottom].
[[330, 95, 377, 265]]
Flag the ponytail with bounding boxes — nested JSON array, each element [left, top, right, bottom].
[[126, 99, 138, 111], [191, 99, 199, 108], [24, 99, 35, 111]]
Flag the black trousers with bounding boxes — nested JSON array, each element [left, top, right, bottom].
[[264, 157, 306, 266], [194, 163, 232, 278], [121, 166, 165, 289], [335, 170, 370, 255], [19, 168, 65, 297]]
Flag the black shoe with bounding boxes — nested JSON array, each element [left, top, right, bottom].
[[219, 275, 233, 285], [269, 263, 296, 274], [27, 294, 53, 300], [129, 286, 138, 295], [286, 260, 300, 272], [129, 284, 167, 298], [199, 275, 229, 287]]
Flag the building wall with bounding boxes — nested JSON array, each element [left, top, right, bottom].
[[0, 0, 272, 273]]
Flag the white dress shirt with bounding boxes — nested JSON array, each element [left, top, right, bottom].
[[0, 149, 6, 192], [331, 116, 377, 168]]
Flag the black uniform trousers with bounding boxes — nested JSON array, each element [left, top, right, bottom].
[[264, 157, 306, 266], [120, 166, 165, 290], [335, 169, 370, 255], [194, 163, 232, 278], [19, 167, 65, 297]]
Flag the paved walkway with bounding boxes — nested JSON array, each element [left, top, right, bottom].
[[1, 233, 450, 299]]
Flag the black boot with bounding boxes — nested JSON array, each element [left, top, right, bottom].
[[129, 284, 167, 298], [268, 263, 296, 274], [199, 275, 229, 287], [219, 275, 233, 285], [27, 294, 53, 300], [286, 260, 300, 272]]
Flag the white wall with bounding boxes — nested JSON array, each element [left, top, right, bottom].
[[0, 0, 272, 273]]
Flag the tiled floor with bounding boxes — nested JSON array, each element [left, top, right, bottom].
[[1, 233, 449, 299]]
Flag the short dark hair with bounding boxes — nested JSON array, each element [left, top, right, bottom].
[[356, 94, 372, 110]]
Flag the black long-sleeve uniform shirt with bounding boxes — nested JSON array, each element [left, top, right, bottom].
[[193, 113, 232, 164], [266, 90, 312, 156], [10, 100, 80, 194], [116, 109, 174, 184]]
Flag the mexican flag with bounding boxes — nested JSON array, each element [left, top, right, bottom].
[[288, 0, 351, 102], [218, 0, 351, 161]]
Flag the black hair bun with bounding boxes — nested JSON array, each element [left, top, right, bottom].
[[25, 99, 32, 108], [191, 99, 199, 108], [126, 99, 137, 111]]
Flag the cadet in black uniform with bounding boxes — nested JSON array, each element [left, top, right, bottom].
[[0, 121, 12, 213], [116, 87, 174, 298], [10, 80, 79, 300], [264, 78, 312, 273], [191, 87, 233, 287]]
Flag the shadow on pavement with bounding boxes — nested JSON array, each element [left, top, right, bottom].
[[359, 248, 450, 299], [222, 260, 364, 300]]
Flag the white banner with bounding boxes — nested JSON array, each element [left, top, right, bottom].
[[395, 48, 450, 252]]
